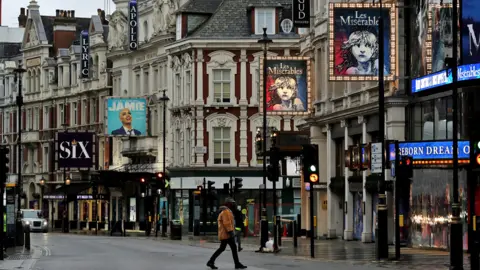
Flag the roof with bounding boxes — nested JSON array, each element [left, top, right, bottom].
[[176, 0, 223, 14], [0, 26, 24, 43], [190, 0, 299, 39], [39, 15, 91, 44]]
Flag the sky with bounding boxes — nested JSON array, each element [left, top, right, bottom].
[[2, 0, 115, 27]]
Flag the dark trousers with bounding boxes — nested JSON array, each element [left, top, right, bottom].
[[208, 237, 240, 265]]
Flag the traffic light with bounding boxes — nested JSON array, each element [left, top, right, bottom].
[[0, 148, 9, 187], [233, 178, 243, 193], [207, 181, 215, 192], [140, 177, 146, 183], [471, 133, 480, 171], [223, 183, 230, 195], [397, 156, 413, 179], [302, 144, 319, 183], [267, 163, 280, 182]]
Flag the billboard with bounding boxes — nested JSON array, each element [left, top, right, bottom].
[[129, 0, 138, 51], [462, 0, 480, 65], [411, 0, 429, 78], [81, 31, 89, 78], [328, 3, 396, 81], [388, 140, 469, 163], [259, 57, 311, 116], [292, 0, 310, 28], [56, 131, 96, 169], [427, 4, 460, 74], [105, 97, 147, 136]]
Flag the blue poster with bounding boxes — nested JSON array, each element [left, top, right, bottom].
[[106, 98, 147, 136], [330, 4, 393, 80], [462, 0, 480, 65]]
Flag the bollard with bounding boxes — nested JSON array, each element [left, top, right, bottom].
[[293, 220, 298, 248], [278, 222, 282, 247], [162, 218, 167, 237], [24, 226, 30, 250]]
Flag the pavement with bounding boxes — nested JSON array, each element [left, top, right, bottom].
[[0, 232, 473, 270]]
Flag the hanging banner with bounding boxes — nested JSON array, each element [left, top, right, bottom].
[[129, 0, 138, 51], [292, 0, 310, 28], [81, 31, 89, 78], [56, 131, 96, 169], [328, 3, 396, 81], [461, 0, 480, 65]]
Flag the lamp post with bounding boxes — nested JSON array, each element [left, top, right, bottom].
[[257, 27, 272, 251], [14, 66, 25, 246], [39, 177, 45, 211], [63, 175, 71, 233], [159, 89, 169, 237]]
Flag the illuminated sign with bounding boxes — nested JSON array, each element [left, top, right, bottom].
[[388, 140, 469, 163], [129, 0, 138, 51], [411, 69, 453, 93], [81, 31, 89, 78], [412, 63, 480, 93]]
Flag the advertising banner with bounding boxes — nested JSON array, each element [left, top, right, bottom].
[[105, 97, 147, 136], [462, 0, 480, 65], [57, 132, 95, 169], [81, 31, 89, 78], [328, 3, 396, 81], [259, 57, 311, 116], [129, 0, 138, 51], [411, 0, 429, 78], [428, 5, 460, 73], [388, 140, 469, 162], [292, 0, 310, 28]]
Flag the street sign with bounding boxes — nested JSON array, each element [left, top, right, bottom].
[[371, 142, 383, 173]]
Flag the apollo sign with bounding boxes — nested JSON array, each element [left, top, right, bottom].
[[57, 132, 96, 169], [129, 0, 138, 51], [81, 31, 89, 78]]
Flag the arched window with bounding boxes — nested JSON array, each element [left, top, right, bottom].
[[37, 68, 41, 91], [27, 70, 32, 93]]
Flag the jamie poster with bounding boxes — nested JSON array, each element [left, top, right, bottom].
[[105, 97, 147, 136], [329, 3, 396, 81], [260, 57, 311, 116], [462, 0, 480, 65]]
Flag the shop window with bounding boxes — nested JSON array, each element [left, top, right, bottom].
[[335, 139, 344, 177]]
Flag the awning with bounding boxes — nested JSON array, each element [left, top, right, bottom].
[[44, 183, 91, 201]]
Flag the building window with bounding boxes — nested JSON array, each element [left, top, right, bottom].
[[135, 73, 140, 96], [33, 107, 39, 130], [175, 129, 180, 165], [27, 109, 32, 130], [91, 99, 97, 123], [144, 71, 149, 94], [185, 70, 191, 104], [213, 127, 231, 165], [72, 102, 78, 125], [212, 69, 231, 103], [185, 128, 191, 166], [43, 106, 49, 129], [43, 146, 49, 172], [335, 139, 345, 177], [255, 8, 275, 35], [298, 28, 309, 35], [82, 100, 87, 125], [175, 73, 181, 106], [176, 15, 182, 40], [4, 113, 9, 133], [153, 69, 159, 92], [59, 104, 65, 127]]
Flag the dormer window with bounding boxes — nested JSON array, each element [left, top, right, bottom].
[[255, 8, 275, 35], [176, 15, 182, 40]]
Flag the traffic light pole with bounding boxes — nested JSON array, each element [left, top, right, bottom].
[[376, 3, 388, 259], [203, 178, 207, 236], [271, 147, 279, 251], [14, 67, 25, 247], [468, 92, 478, 270], [394, 141, 400, 260], [309, 182, 314, 258]]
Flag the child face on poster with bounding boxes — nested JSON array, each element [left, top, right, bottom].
[[268, 75, 305, 111], [275, 76, 296, 101], [340, 30, 379, 75]]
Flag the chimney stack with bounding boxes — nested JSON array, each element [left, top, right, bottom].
[[18, 7, 27, 27]]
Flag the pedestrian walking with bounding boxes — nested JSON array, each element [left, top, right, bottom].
[[207, 198, 247, 269], [233, 206, 245, 252]]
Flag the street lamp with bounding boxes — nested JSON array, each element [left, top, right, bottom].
[[39, 177, 45, 211], [63, 175, 71, 233], [14, 66, 26, 246], [159, 89, 169, 236], [257, 27, 272, 251]]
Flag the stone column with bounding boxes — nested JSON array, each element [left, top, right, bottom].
[[360, 116, 373, 242], [311, 125, 325, 237], [386, 104, 406, 244], [239, 106, 248, 166], [343, 120, 354, 240], [283, 116, 292, 131], [326, 124, 339, 238], [239, 50, 248, 105]]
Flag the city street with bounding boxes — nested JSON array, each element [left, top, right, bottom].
[[20, 233, 385, 270]]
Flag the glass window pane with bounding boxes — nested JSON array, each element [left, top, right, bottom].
[[222, 83, 230, 96], [214, 128, 221, 139], [214, 83, 222, 95], [214, 142, 221, 152], [223, 128, 230, 139], [213, 70, 221, 81], [223, 141, 230, 151], [214, 152, 222, 159], [222, 70, 230, 79]]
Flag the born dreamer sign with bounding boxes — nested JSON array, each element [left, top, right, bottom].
[[56, 131, 96, 169]]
